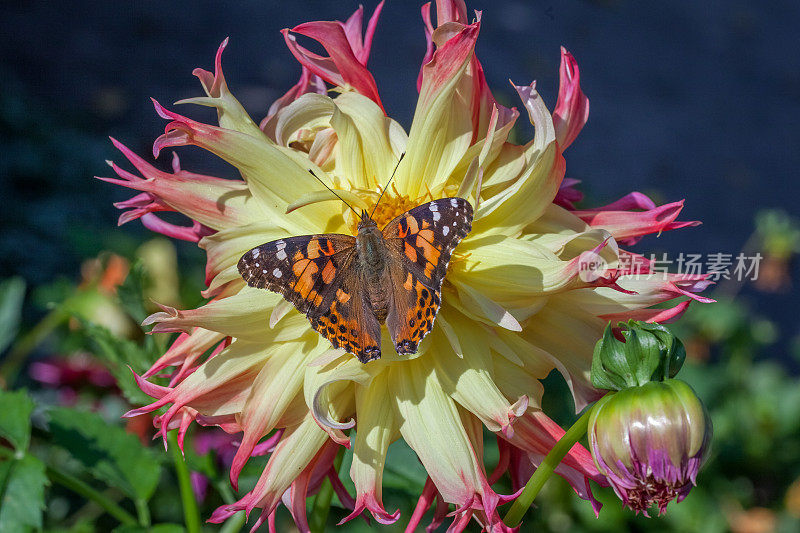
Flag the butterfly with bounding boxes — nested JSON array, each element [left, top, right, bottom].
[[237, 197, 473, 363]]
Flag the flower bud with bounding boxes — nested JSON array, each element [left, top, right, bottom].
[[587, 379, 712, 516]]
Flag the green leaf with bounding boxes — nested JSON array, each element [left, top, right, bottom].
[[0, 277, 26, 354], [116, 260, 152, 325], [0, 454, 48, 533], [48, 407, 162, 502], [0, 389, 35, 453]]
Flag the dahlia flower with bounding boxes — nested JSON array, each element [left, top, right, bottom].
[[99, 1, 711, 530]]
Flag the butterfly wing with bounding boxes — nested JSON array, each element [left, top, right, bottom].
[[381, 198, 473, 354], [308, 269, 382, 363], [238, 234, 381, 363], [238, 234, 356, 315]]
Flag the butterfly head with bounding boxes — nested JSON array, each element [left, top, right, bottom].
[[357, 210, 378, 229]]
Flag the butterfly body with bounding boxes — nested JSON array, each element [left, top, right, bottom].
[[238, 198, 473, 363], [354, 216, 390, 321]]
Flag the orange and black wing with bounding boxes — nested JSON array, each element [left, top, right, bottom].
[[238, 234, 356, 316], [238, 234, 381, 363], [308, 268, 382, 363], [381, 198, 473, 354]]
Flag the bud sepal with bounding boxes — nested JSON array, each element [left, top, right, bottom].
[[591, 320, 686, 391]]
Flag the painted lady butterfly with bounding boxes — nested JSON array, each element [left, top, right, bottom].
[[238, 197, 473, 362]]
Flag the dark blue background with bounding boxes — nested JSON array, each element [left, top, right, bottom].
[[1, 1, 797, 353]]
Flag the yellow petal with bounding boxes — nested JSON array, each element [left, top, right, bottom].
[[350, 371, 398, 516], [285, 188, 369, 215], [274, 93, 336, 147], [451, 280, 522, 331], [473, 84, 562, 234], [304, 355, 381, 439], [390, 356, 483, 505], [200, 221, 284, 284], [430, 330, 526, 437], [520, 299, 605, 411], [330, 92, 405, 190], [144, 286, 306, 341], [398, 25, 477, 198]]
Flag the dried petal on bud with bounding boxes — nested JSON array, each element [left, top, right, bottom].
[[588, 379, 712, 516], [591, 320, 686, 391]]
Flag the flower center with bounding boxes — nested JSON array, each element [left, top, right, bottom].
[[348, 186, 433, 233]]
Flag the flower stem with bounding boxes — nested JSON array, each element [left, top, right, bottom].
[[134, 498, 151, 527], [168, 431, 202, 533], [503, 407, 594, 527], [308, 447, 345, 533]]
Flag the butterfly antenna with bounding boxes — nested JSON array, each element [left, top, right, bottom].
[[307, 169, 362, 220], [370, 153, 405, 219]]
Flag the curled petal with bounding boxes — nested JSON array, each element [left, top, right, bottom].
[[99, 138, 256, 230], [473, 82, 563, 234], [261, 67, 327, 138], [180, 38, 264, 137], [304, 356, 377, 444], [553, 47, 590, 151], [572, 199, 701, 244], [281, 2, 385, 111]]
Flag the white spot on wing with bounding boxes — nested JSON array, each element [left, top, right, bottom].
[[262, 269, 267, 274], [429, 203, 438, 212], [450, 198, 458, 207], [273, 268, 283, 278], [252, 248, 260, 258], [432, 211, 441, 222], [275, 240, 286, 250], [442, 225, 450, 236], [276, 249, 287, 260]]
